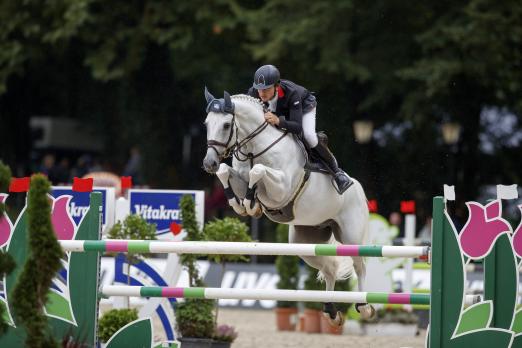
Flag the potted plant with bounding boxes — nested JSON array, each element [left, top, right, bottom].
[[176, 195, 215, 348], [98, 308, 138, 344], [359, 307, 419, 336], [302, 264, 322, 333], [211, 324, 238, 348], [204, 217, 251, 346], [274, 224, 299, 331]]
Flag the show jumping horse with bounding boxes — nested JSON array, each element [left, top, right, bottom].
[[202, 90, 374, 325]]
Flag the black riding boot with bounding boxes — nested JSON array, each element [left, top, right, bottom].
[[313, 142, 354, 194]]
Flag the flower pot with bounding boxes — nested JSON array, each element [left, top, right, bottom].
[[303, 309, 321, 333], [320, 314, 343, 335], [179, 337, 214, 348], [211, 341, 232, 348], [275, 307, 298, 331]]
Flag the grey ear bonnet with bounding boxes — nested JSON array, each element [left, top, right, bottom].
[[204, 87, 235, 114]]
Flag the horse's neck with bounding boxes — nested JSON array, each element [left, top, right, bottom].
[[233, 98, 304, 167], [233, 99, 268, 139]]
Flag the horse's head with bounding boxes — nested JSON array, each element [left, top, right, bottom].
[[203, 88, 236, 173]]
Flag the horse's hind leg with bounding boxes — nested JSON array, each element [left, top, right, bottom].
[[289, 224, 346, 327], [333, 183, 375, 319]]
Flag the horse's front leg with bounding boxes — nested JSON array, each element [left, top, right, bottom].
[[243, 163, 286, 217], [216, 163, 247, 216]]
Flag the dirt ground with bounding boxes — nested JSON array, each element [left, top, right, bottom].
[[214, 309, 426, 348]]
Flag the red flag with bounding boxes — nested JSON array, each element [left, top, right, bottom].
[[9, 177, 30, 192], [121, 176, 132, 190], [72, 177, 93, 192], [400, 200, 416, 214], [367, 199, 378, 213]]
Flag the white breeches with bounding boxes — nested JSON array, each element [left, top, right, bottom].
[[302, 107, 318, 148]]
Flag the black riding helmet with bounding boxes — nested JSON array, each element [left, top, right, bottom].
[[252, 65, 280, 90]]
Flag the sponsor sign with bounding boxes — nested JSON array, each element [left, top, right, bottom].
[[51, 186, 115, 232], [127, 189, 204, 240]]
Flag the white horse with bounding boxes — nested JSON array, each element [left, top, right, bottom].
[[202, 90, 374, 324]]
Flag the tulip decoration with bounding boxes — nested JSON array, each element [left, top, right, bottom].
[[459, 200, 512, 259]]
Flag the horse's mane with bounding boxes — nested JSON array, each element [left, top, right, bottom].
[[231, 94, 264, 112]]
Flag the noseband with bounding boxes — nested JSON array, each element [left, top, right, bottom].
[[207, 113, 237, 161]]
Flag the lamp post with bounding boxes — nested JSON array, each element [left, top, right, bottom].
[[353, 120, 374, 144], [441, 122, 461, 184], [353, 120, 374, 195]]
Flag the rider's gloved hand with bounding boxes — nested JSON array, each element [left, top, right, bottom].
[[264, 112, 280, 126]]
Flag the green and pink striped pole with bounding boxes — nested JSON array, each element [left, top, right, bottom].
[[101, 285, 431, 305], [100, 286, 481, 306], [60, 240, 429, 259]]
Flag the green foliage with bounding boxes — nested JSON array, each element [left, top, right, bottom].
[[180, 195, 204, 287], [274, 224, 299, 308], [204, 217, 252, 264], [98, 308, 138, 343], [303, 264, 323, 310], [177, 195, 215, 338], [0, 161, 11, 215], [107, 214, 157, 264], [11, 174, 63, 348], [175, 299, 215, 339]]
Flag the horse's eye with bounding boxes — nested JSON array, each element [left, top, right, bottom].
[[223, 123, 231, 130]]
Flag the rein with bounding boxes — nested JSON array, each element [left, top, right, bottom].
[[207, 107, 288, 167]]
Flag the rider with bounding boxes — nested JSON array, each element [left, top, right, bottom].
[[247, 64, 353, 193]]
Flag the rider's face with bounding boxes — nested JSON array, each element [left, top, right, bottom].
[[257, 86, 276, 102]]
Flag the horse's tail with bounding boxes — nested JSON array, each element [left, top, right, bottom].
[[317, 234, 355, 282]]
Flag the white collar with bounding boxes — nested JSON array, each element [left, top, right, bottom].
[[267, 94, 278, 112]]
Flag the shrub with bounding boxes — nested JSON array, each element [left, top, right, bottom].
[[176, 195, 214, 339], [98, 308, 138, 342], [175, 299, 215, 338], [11, 174, 63, 347], [274, 224, 299, 308]]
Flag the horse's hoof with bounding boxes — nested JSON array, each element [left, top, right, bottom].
[[323, 311, 345, 327], [229, 199, 247, 216], [358, 304, 375, 320], [244, 199, 261, 217], [252, 204, 263, 218]]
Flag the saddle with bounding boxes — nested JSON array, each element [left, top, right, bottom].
[[297, 131, 332, 175]]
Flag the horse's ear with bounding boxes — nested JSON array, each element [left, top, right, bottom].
[[204, 86, 215, 103], [224, 91, 234, 113]]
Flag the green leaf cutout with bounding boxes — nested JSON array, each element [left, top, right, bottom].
[[512, 309, 522, 334], [106, 318, 153, 348], [455, 301, 491, 335], [45, 291, 75, 323]]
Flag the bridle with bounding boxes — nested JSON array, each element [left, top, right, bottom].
[[206, 106, 288, 168], [206, 113, 238, 162]]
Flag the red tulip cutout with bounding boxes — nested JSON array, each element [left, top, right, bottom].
[[459, 200, 512, 259], [51, 195, 75, 240]]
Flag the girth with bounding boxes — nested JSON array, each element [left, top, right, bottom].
[[262, 169, 311, 223]]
